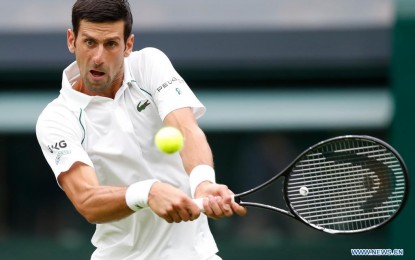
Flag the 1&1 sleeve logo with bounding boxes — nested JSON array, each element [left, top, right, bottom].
[[47, 140, 72, 165]]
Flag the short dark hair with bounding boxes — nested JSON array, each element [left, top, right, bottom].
[[72, 0, 133, 43]]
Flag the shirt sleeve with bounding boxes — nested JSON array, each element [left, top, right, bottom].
[[36, 102, 94, 183], [130, 47, 206, 121]]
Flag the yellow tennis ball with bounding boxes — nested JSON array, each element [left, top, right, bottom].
[[155, 126, 184, 154]]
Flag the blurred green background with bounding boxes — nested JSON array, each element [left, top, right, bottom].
[[0, 0, 413, 259]]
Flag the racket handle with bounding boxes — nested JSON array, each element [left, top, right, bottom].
[[193, 198, 205, 212], [193, 195, 236, 212]]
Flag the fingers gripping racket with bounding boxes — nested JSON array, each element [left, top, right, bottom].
[[195, 135, 409, 234]]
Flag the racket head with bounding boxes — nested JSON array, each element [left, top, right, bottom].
[[284, 135, 409, 234]]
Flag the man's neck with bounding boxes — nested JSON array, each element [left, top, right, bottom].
[[72, 79, 122, 99]]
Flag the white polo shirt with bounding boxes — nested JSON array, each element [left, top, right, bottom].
[[36, 47, 219, 260]]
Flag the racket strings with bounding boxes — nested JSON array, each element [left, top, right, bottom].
[[286, 139, 406, 233], [288, 168, 404, 199]]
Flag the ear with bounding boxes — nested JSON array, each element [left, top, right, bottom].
[[67, 29, 76, 53], [124, 34, 135, 57]]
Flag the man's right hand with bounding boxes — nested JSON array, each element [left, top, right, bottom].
[[148, 182, 201, 223]]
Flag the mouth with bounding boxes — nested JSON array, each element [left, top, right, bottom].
[[90, 69, 106, 79]]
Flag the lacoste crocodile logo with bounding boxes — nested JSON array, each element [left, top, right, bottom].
[[137, 100, 150, 112]]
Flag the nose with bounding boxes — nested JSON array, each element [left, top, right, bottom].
[[93, 45, 104, 66]]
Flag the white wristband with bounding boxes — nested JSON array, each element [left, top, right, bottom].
[[125, 179, 159, 211], [189, 165, 216, 198]]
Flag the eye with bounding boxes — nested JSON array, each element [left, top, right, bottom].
[[106, 41, 118, 49], [85, 39, 95, 47]]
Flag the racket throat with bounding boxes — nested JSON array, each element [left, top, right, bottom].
[[238, 200, 295, 218], [233, 196, 242, 204]]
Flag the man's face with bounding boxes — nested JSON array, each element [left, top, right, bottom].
[[67, 20, 134, 95]]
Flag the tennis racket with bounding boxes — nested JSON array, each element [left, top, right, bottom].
[[194, 135, 409, 234]]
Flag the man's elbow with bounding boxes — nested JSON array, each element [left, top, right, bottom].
[[75, 203, 101, 224]]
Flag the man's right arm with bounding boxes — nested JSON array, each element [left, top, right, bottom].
[[58, 161, 133, 223], [58, 161, 201, 224]]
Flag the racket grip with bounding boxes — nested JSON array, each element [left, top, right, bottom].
[[193, 198, 205, 212], [192, 195, 236, 212]]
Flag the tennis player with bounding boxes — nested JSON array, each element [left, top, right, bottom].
[[36, 0, 246, 259]]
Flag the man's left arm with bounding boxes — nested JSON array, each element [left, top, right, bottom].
[[163, 107, 247, 218]]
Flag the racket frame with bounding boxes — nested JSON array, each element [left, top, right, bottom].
[[233, 135, 409, 234]]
